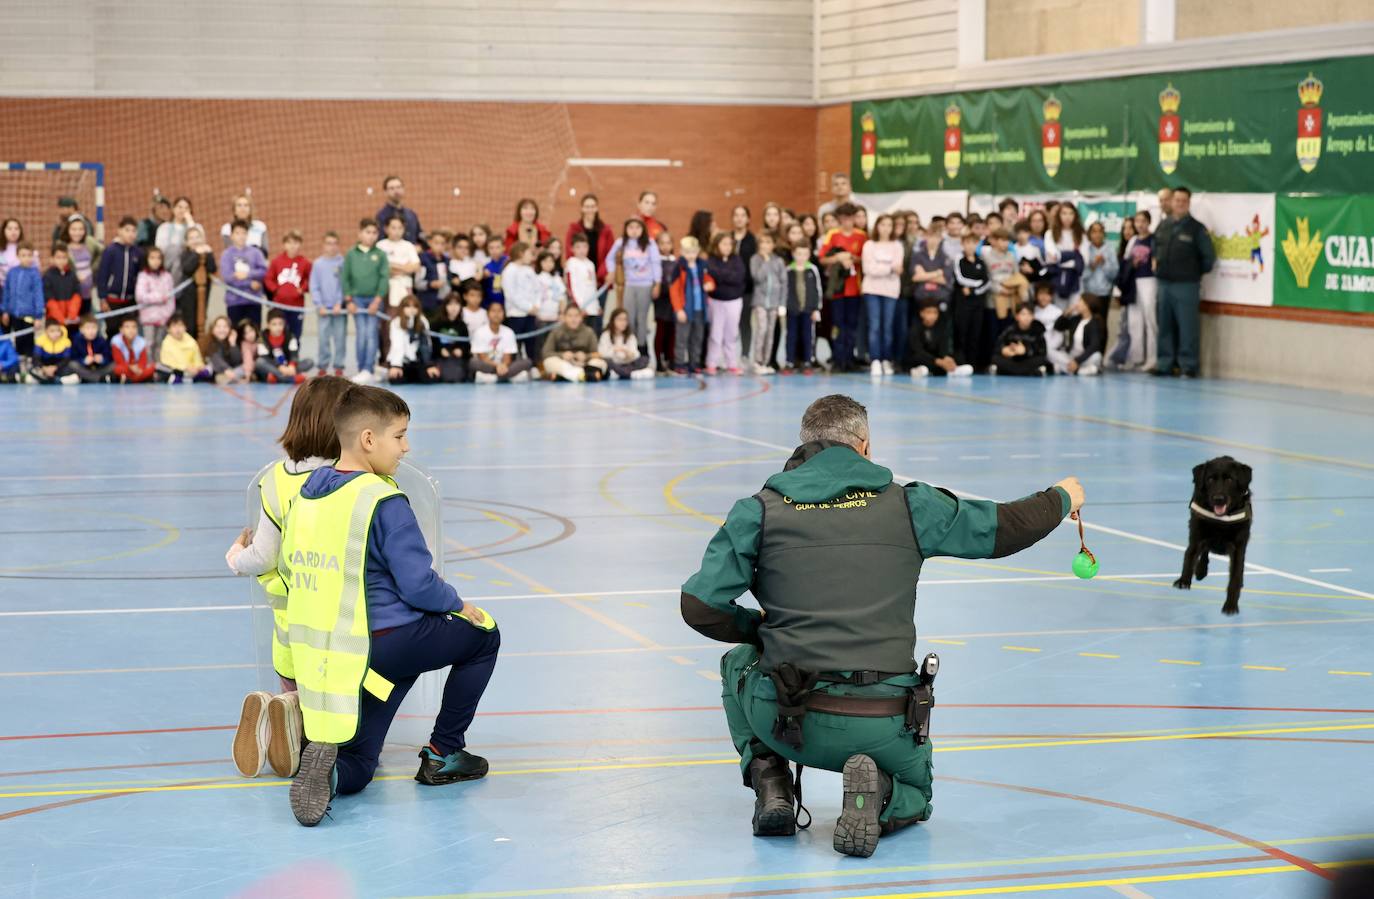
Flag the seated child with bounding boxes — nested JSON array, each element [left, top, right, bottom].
[[427, 294, 468, 384], [541, 303, 607, 382], [111, 317, 156, 383], [906, 299, 973, 378], [386, 295, 440, 384], [991, 303, 1049, 376], [0, 335, 19, 383], [597, 307, 652, 379], [158, 313, 214, 383], [1048, 297, 1105, 376], [31, 318, 78, 384], [1033, 282, 1064, 352], [257, 310, 314, 384], [468, 302, 533, 383]]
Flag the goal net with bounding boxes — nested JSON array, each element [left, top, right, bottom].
[[0, 162, 102, 247]]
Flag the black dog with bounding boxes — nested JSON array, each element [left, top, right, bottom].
[[1174, 456, 1253, 615]]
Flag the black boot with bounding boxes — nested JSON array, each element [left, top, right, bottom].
[[747, 754, 797, 837], [833, 754, 891, 857]]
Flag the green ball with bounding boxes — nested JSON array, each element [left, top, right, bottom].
[[1073, 551, 1099, 579]]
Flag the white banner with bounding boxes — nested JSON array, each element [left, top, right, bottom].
[[1190, 192, 1275, 307], [853, 190, 968, 224]]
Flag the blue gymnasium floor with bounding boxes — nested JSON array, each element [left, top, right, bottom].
[[2, 373, 1374, 899]]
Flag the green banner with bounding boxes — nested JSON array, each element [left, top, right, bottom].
[[854, 55, 1374, 195], [1275, 194, 1374, 314]]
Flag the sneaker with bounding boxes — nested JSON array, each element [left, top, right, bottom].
[[779, 366, 794, 377], [987, 365, 998, 376], [415, 746, 489, 785], [1078, 362, 1101, 376], [870, 360, 883, 378], [333, 368, 345, 378], [834, 754, 890, 858], [882, 360, 894, 376], [705, 366, 717, 376], [1038, 365, 1048, 376], [727, 367, 742, 376], [630, 367, 654, 380], [350, 369, 374, 385], [1181, 370, 1198, 379], [290, 742, 338, 827], [214, 372, 232, 385], [232, 691, 272, 778], [950, 364, 974, 377], [474, 372, 498, 384], [511, 370, 531, 383], [754, 365, 774, 375], [292, 373, 307, 384], [909, 365, 929, 378], [266, 693, 303, 778], [59, 373, 80, 385], [673, 366, 690, 376], [801, 366, 814, 376]]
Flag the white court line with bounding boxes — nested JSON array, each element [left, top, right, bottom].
[[1109, 885, 1155, 899], [0, 663, 257, 678], [589, 397, 1374, 602], [0, 470, 258, 482], [1311, 567, 1353, 573]]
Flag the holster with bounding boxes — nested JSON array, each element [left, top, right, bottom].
[[905, 653, 940, 744], [768, 663, 819, 751]]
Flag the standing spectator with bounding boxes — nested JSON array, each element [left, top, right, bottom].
[[110, 317, 155, 383], [158, 314, 214, 383], [265, 230, 312, 338], [817, 172, 853, 219], [415, 229, 450, 312], [799, 214, 820, 253], [176, 225, 216, 337], [783, 241, 822, 376], [1080, 221, 1119, 315], [1014, 221, 1046, 285], [1045, 202, 1086, 308], [136, 246, 176, 352], [96, 217, 144, 333], [43, 244, 82, 325], [564, 194, 616, 282], [219, 220, 268, 328], [1033, 282, 1064, 354], [137, 196, 171, 249], [427, 294, 468, 383], [998, 197, 1020, 225], [730, 205, 757, 306], [30, 318, 78, 384], [1152, 187, 1214, 378], [605, 219, 661, 354], [761, 203, 784, 236], [654, 230, 678, 368], [704, 232, 745, 376], [748, 231, 785, 374], [2, 241, 44, 359], [541, 303, 607, 382], [564, 233, 602, 335], [156, 196, 197, 275], [341, 219, 389, 381], [311, 230, 347, 376], [818, 203, 866, 372], [669, 235, 712, 375], [535, 250, 567, 337], [860, 214, 904, 377], [220, 195, 269, 252], [469, 302, 533, 383], [70, 315, 113, 383], [385, 295, 439, 384], [470, 224, 493, 272], [982, 227, 1021, 332], [0, 219, 23, 292], [499, 242, 540, 360], [482, 237, 507, 308], [599, 307, 652, 379], [687, 210, 716, 254], [505, 198, 551, 250], [940, 212, 966, 263], [377, 216, 420, 312], [52, 198, 92, 250], [1026, 208, 1049, 255], [637, 191, 665, 241], [1111, 212, 1157, 372], [910, 229, 954, 313], [952, 233, 989, 367], [374, 175, 423, 244]]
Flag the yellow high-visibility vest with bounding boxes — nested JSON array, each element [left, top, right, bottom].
[[278, 472, 400, 744], [258, 461, 312, 679]]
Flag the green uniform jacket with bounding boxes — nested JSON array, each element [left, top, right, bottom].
[[341, 244, 390, 300], [681, 442, 1070, 647]]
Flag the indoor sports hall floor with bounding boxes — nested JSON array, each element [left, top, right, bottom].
[[2, 373, 1373, 899]]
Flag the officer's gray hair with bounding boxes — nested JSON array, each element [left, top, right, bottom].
[[799, 395, 869, 448]]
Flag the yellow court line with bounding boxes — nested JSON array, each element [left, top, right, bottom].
[[0, 512, 180, 573], [928, 639, 966, 645], [9, 722, 1374, 801], [1159, 659, 1202, 666], [488, 580, 513, 588], [479, 510, 530, 535], [696, 670, 721, 682], [1002, 646, 1042, 653], [1080, 652, 1120, 659], [1244, 665, 1287, 672], [1330, 670, 1373, 677]]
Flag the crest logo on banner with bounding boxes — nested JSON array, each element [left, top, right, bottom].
[[1041, 96, 1062, 178], [1281, 217, 1323, 288], [1158, 84, 1181, 175], [1296, 72, 1324, 173], [943, 103, 962, 180], [860, 111, 877, 181]]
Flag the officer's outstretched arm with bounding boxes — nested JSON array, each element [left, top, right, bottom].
[[680, 498, 765, 645], [906, 482, 1071, 559]]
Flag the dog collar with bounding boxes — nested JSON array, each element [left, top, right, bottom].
[[1190, 501, 1251, 523]]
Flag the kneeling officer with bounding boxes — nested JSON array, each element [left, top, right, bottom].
[[681, 394, 1083, 857]]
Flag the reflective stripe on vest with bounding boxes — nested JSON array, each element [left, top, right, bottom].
[[260, 461, 311, 681], [280, 472, 401, 744]]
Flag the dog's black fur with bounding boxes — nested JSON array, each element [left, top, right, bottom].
[[1174, 455, 1253, 615]]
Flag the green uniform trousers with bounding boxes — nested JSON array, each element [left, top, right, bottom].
[[721, 644, 933, 826], [1155, 279, 1201, 375]]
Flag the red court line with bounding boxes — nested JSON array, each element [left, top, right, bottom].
[[944, 703, 1374, 714], [947, 775, 1336, 881]]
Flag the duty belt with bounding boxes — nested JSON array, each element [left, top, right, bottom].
[[767, 654, 940, 749]]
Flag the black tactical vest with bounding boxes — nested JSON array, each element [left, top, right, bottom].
[[752, 481, 923, 674]]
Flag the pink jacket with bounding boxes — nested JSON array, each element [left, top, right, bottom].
[[136, 270, 176, 326]]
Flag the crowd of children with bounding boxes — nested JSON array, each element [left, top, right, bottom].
[[0, 181, 1176, 385]]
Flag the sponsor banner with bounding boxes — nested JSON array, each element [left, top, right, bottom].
[[1275, 194, 1374, 314], [1078, 197, 1138, 246], [853, 55, 1374, 195], [1191, 193, 1276, 306], [852, 190, 969, 224]]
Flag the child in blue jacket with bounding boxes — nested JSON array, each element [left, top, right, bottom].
[[1, 242, 45, 358]]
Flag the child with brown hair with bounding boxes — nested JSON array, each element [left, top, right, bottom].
[[136, 245, 176, 352]]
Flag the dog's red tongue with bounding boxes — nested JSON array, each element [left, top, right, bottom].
[[1213, 503, 1228, 516]]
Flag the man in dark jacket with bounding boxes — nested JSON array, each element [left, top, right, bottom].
[[681, 395, 1084, 857], [1152, 186, 1215, 378]]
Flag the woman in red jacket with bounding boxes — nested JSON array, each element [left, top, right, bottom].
[[563, 193, 616, 282], [504, 198, 551, 250]]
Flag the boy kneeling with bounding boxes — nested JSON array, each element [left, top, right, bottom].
[[282, 385, 500, 826]]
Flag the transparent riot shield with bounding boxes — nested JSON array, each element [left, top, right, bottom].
[[246, 459, 447, 743]]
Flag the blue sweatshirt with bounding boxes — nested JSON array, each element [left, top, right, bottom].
[[299, 467, 463, 630], [95, 242, 143, 300], [72, 333, 111, 365], [2, 265, 44, 319], [309, 254, 345, 310], [0, 338, 17, 373]]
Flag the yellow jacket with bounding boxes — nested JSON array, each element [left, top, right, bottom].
[[160, 333, 205, 372]]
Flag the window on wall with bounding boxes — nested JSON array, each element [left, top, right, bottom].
[[986, 0, 1140, 60], [1176, 0, 1372, 40]]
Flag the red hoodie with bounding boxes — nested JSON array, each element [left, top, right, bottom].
[[265, 254, 312, 308]]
